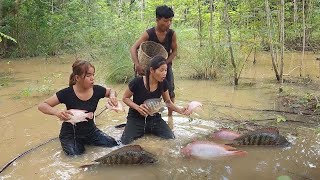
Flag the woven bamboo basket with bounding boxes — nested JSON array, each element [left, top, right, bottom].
[[138, 41, 168, 72]]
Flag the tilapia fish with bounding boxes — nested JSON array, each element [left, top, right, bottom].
[[66, 109, 93, 125], [143, 98, 167, 116], [186, 101, 202, 114], [226, 128, 290, 146], [181, 141, 247, 159], [80, 145, 157, 168]]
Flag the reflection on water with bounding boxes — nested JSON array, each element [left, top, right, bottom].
[[0, 53, 319, 179]]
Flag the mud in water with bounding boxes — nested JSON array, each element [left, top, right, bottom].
[[0, 53, 319, 179]]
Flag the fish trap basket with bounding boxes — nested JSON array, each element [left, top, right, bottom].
[[138, 41, 168, 71]]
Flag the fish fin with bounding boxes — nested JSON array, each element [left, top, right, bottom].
[[158, 107, 166, 112], [231, 150, 247, 157], [219, 144, 238, 151], [254, 127, 279, 134], [95, 145, 144, 162], [86, 112, 94, 119], [79, 162, 99, 169]]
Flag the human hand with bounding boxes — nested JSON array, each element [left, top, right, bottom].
[[107, 97, 118, 108], [136, 104, 150, 117], [135, 64, 144, 75], [106, 101, 124, 113], [180, 107, 192, 116], [55, 110, 72, 121]]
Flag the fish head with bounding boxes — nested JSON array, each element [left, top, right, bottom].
[[141, 152, 158, 164], [186, 101, 203, 114], [180, 145, 192, 156], [276, 135, 291, 146]]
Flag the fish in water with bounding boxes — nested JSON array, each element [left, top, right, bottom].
[[186, 101, 202, 114], [226, 128, 290, 146], [143, 98, 168, 116], [211, 128, 241, 141], [80, 145, 157, 168], [181, 141, 247, 159], [66, 109, 93, 125]]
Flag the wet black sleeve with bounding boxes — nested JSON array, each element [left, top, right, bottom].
[[56, 87, 70, 104], [128, 77, 140, 93], [94, 85, 107, 98]]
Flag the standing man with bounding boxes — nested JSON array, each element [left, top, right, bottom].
[[130, 5, 177, 117]]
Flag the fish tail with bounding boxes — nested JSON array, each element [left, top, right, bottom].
[[86, 112, 94, 119]]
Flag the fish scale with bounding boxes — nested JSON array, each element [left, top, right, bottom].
[[143, 98, 167, 115], [86, 145, 158, 166], [228, 128, 290, 146]]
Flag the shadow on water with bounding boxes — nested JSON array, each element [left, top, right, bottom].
[[0, 53, 319, 179]]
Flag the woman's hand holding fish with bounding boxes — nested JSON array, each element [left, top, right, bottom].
[[55, 110, 72, 121], [136, 104, 149, 117], [180, 107, 192, 116], [106, 101, 124, 112], [107, 97, 118, 109]]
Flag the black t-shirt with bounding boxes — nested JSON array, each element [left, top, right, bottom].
[[56, 85, 106, 116], [146, 27, 174, 63], [128, 76, 168, 118]]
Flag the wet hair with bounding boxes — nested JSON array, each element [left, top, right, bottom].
[[156, 5, 174, 19], [145, 55, 167, 92], [69, 60, 95, 86]]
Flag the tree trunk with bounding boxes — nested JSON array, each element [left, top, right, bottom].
[[300, 0, 306, 77], [293, 0, 297, 35], [197, 0, 203, 47], [279, 0, 284, 83], [140, 0, 145, 21], [253, 10, 257, 64], [224, 0, 238, 85], [265, 0, 280, 81], [209, 0, 213, 47]]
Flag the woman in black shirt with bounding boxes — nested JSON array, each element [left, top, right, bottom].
[[38, 60, 118, 155], [121, 56, 190, 145]]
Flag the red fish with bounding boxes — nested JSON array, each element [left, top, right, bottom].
[[66, 109, 93, 125], [181, 141, 247, 159], [211, 129, 241, 141], [186, 101, 202, 114]]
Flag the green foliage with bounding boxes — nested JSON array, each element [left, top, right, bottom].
[[276, 115, 287, 123], [1, 0, 320, 83]]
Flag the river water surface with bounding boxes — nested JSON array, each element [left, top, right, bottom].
[[0, 53, 319, 179]]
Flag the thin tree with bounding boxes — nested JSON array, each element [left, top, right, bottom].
[[279, 0, 284, 83], [300, 0, 305, 77], [224, 0, 238, 85], [265, 0, 280, 81], [197, 0, 203, 47], [293, 0, 298, 35], [209, 0, 214, 47]]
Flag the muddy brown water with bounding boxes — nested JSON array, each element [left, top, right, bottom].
[[0, 53, 319, 179]]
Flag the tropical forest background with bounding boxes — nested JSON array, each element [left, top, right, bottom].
[[1, 0, 319, 84]]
